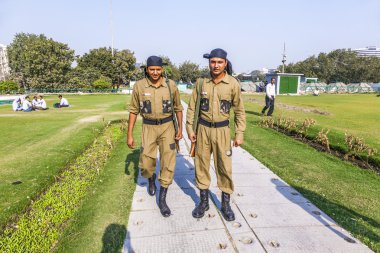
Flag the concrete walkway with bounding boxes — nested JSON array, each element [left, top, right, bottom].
[[123, 102, 372, 253]]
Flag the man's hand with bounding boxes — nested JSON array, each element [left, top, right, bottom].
[[232, 139, 243, 147], [188, 133, 197, 143], [175, 130, 183, 141], [127, 135, 135, 149]]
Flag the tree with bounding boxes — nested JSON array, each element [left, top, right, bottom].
[[77, 47, 136, 86], [66, 66, 97, 89], [131, 66, 145, 81], [199, 67, 210, 79], [160, 56, 180, 81], [7, 33, 75, 89], [179, 61, 200, 83], [114, 49, 136, 88], [77, 47, 115, 83], [92, 76, 112, 89], [285, 49, 380, 83]]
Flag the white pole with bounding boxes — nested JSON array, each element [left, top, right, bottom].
[[109, 0, 114, 57]]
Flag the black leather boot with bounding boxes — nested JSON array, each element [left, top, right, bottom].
[[158, 186, 171, 217], [147, 173, 156, 196], [221, 192, 235, 221], [192, 189, 209, 218]]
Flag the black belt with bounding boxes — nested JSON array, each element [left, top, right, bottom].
[[199, 118, 229, 128], [143, 115, 173, 125]]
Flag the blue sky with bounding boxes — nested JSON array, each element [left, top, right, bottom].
[[1, 0, 380, 72]]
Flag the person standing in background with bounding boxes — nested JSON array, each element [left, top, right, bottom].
[[261, 77, 276, 116]]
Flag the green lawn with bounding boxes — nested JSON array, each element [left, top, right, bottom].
[[0, 94, 129, 227], [243, 93, 380, 151], [238, 93, 380, 251]]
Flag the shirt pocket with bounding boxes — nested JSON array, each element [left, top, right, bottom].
[[219, 95, 232, 115], [140, 94, 152, 114], [200, 91, 210, 112], [162, 95, 173, 113]]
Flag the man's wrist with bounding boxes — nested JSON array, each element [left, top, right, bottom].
[[235, 133, 244, 141]]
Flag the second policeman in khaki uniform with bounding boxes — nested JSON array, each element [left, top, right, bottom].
[[186, 48, 246, 221], [127, 56, 183, 217]]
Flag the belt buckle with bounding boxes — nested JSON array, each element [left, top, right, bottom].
[[210, 122, 216, 128], [156, 119, 162, 125]]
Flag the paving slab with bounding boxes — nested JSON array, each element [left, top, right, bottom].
[[123, 229, 236, 253], [227, 186, 310, 205], [131, 188, 199, 211], [237, 202, 336, 228], [254, 226, 371, 253], [127, 206, 224, 238], [230, 232, 266, 253]]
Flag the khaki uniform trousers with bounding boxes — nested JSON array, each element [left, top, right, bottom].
[[195, 124, 234, 194], [139, 122, 176, 188]]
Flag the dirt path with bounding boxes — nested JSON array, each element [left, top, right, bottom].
[[245, 97, 331, 115]]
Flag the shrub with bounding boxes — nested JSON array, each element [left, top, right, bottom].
[[259, 116, 274, 128], [67, 76, 88, 89], [316, 128, 331, 152], [278, 117, 298, 133], [92, 76, 112, 90], [344, 132, 377, 163], [0, 80, 18, 93], [297, 118, 316, 139]]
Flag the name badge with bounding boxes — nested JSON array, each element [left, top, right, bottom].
[[143, 93, 151, 96], [201, 91, 207, 95]]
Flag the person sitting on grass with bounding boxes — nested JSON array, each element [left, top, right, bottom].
[[22, 95, 33, 112], [32, 95, 39, 109], [12, 97, 22, 111], [54, 95, 69, 108], [35, 95, 48, 110], [313, 88, 320, 96]]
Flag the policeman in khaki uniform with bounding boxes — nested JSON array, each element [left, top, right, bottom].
[[127, 56, 183, 217], [186, 49, 246, 221]]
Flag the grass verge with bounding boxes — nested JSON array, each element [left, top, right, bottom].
[[55, 122, 141, 253], [0, 124, 122, 252]]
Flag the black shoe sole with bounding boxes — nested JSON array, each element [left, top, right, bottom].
[[160, 210, 171, 217], [192, 205, 210, 218], [148, 189, 156, 196]]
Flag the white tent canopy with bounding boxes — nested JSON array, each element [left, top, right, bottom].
[[346, 83, 374, 93]]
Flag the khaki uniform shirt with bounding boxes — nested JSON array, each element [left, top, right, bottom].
[[186, 73, 246, 141], [129, 77, 183, 119]]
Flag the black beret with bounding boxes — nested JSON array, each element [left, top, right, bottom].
[[203, 48, 227, 60], [147, 56, 163, 67]]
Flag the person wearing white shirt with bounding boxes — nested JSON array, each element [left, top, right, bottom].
[[22, 95, 33, 112], [54, 94, 69, 108], [32, 95, 39, 109], [12, 97, 22, 111], [261, 78, 276, 116], [35, 95, 48, 110]]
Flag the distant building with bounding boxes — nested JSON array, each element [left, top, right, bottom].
[[261, 68, 278, 74], [236, 68, 278, 82], [352, 46, 380, 58], [0, 44, 10, 81]]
